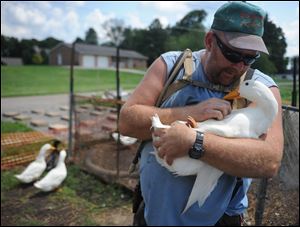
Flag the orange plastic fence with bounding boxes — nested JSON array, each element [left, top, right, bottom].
[[1, 131, 53, 150], [1, 131, 54, 170]]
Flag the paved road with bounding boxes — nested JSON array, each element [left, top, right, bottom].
[[1, 94, 69, 115], [1, 91, 130, 136], [1, 94, 72, 135]]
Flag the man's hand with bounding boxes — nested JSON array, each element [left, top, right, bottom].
[[152, 122, 196, 165], [188, 98, 232, 122]]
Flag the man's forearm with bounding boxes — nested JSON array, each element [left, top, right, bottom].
[[119, 104, 194, 140], [202, 133, 283, 178]]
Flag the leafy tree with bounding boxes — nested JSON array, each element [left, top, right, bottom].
[[172, 10, 207, 35], [32, 53, 43, 64], [1, 35, 21, 57], [85, 27, 98, 45], [263, 14, 288, 73], [252, 53, 277, 75], [74, 37, 85, 44], [103, 18, 125, 47], [143, 19, 168, 65], [39, 37, 61, 48]]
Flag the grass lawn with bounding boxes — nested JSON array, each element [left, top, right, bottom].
[[1, 121, 33, 133], [1, 65, 297, 105], [1, 66, 144, 97]]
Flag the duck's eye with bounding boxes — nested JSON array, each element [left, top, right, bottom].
[[245, 82, 249, 86]]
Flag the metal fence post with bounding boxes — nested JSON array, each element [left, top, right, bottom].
[[68, 42, 75, 161]]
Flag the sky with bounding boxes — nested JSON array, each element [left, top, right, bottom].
[[1, 1, 299, 58]]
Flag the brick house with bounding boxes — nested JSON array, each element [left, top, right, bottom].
[[49, 42, 148, 69]]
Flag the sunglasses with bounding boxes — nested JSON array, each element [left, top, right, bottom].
[[214, 33, 260, 65]]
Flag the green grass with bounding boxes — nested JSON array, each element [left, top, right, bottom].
[[1, 121, 33, 133], [1, 65, 297, 105], [271, 77, 299, 106], [1, 66, 144, 97]]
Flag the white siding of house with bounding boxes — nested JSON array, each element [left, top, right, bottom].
[[97, 56, 109, 68], [82, 55, 95, 68]]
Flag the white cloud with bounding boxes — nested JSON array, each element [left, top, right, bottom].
[[282, 19, 299, 57], [65, 1, 86, 7], [126, 14, 146, 29], [156, 16, 169, 28], [140, 1, 190, 14], [84, 9, 115, 42], [269, 12, 299, 57]]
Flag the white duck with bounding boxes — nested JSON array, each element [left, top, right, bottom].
[[34, 149, 67, 192], [112, 132, 138, 146], [15, 143, 55, 183], [151, 79, 278, 213]]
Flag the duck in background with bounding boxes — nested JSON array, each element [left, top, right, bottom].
[[15, 143, 56, 183], [111, 132, 138, 146], [34, 149, 67, 192], [151, 79, 278, 213]]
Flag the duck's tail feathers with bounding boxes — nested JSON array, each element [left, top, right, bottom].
[[182, 166, 223, 214]]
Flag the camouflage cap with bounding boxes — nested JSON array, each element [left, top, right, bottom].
[[211, 1, 269, 54]]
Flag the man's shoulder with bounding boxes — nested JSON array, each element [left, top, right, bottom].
[[252, 69, 278, 88], [161, 51, 182, 62]]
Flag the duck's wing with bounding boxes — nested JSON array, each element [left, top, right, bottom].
[[34, 165, 67, 191], [15, 161, 46, 183]]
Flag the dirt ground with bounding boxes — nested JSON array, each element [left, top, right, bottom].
[[246, 177, 299, 226]]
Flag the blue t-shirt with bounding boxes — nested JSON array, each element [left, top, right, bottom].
[[140, 50, 277, 226]]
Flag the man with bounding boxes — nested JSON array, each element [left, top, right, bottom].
[[119, 1, 283, 226]]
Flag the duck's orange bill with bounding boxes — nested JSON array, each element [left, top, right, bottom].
[[223, 89, 241, 100]]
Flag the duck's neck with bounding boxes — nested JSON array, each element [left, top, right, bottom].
[[254, 91, 278, 124], [57, 153, 66, 166], [37, 149, 48, 161]]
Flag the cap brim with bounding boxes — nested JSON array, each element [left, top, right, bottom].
[[223, 32, 269, 55]]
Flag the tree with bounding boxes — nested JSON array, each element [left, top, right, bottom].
[[32, 53, 43, 64], [1, 35, 21, 57], [85, 28, 98, 45], [74, 37, 85, 44], [263, 14, 288, 73], [102, 18, 125, 47], [252, 53, 277, 75], [149, 18, 163, 30], [172, 10, 207, 35], [165, 10, 207, 52], [39, 37, 61, 48], [142, 19, 168, 65]]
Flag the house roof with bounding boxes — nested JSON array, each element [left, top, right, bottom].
[[51, 43, 148, 60]]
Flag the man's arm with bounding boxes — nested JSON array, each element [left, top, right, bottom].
[[119, 57, 232, 140], [154, 87, 284, 178]]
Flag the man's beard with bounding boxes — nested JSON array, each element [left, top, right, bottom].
[[210, 67, 242, 86]]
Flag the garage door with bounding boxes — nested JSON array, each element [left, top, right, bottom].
[[82, 55, 95, 68], [97, 56, 109, 68]]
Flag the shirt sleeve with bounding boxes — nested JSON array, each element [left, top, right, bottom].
[[253, 69, 278, 88], [161, 51, 182, 77]]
